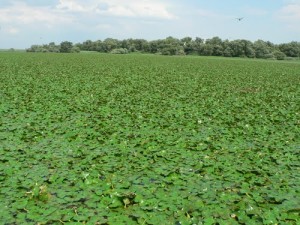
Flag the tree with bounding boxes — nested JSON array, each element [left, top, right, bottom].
[[132, 39, 148, 52], [26, 37, 299, 59], [206, 36, 223, 46], [205, 37, 224, 56], [88, 40, 99, 51], [201, 44, 213, 56], [223, 47, 233, 57], [273, 50, 286, 60], [253, 40, 271, 58], [181, 37, 193, 43], [26, 45, 48, 53], [193, 37, 205, 55], [71, 46, 80, 53], [181, 37, 194, 55], [153, 37, 182, 55], [81, 40, 93, 51], [229, 40, 245, 57], [48, 42, 60, 53], [111, 48, 128, 54], [278, 42, 300, 57], [102, 38, 120, 52], [60, 41, 73, 53], [149, 40, 160, 53], [121, 39, 130, 51]]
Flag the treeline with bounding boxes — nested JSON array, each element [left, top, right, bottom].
[[26, 41, 80, 53], [27, 37, 300, 60]]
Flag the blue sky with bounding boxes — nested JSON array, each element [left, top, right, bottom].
[[0, 0, 299, 49]]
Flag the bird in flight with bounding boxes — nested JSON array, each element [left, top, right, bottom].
[[236, 17, 244, 21]]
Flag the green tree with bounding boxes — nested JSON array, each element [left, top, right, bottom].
[[193, 37, 205, 55], [149, 40, 160, 53], [181, 37, 194, 55], [26, 45, 48, 52], [93, 40, 103, 52], [48, 42, 60, 53], [240, 40, 255, 58], [132, 39, 148, 52], [228, 40, 245, 57], [60, 41, 73, 53], [253, 40, 271, 58], [278, 42, 300, 57], [206, 36, 222, 46], [81, 40, 93, 51], [110, 48, 128, 54], [71, 46, 80, 53], [102, 38, 120, 52], [206, 37, 224, 56], [223, 47, 233, 57], [201, 44, 213, 56], [273, 50, 286, 60]]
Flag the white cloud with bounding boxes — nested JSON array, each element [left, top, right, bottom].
[[0, 0, 177, 37], [56, 0, 177, 19], [6, 27, 19, 35], [280, 4, 300, 20], [0, 0, 299, 49], [283, 0, 300, 4], [95, 23, 111, 29], [56, 0, 87, 12], [0, 0, 177, 48], [278, 3, 300, 31], [0, 1, 73, 26]]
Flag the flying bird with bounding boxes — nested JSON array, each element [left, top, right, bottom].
[[236, 17, 244, 21]]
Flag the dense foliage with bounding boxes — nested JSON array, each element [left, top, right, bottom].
[[26, 41, 80, 53], [0, 53, 299, 224], [27, 37, 300, 60]]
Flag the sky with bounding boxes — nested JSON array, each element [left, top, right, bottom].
[[0, 0, 299, 49]]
